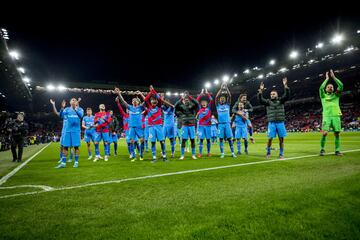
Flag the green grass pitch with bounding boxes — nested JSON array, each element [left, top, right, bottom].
[[0, 132, 359, 239]]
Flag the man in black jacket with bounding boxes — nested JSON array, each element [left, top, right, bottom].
[[8, 113, 28, 162], [258, 77, 290, 159]]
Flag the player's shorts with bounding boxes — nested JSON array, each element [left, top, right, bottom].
[[129, 126, 144, 140], [95, 131, 111, 143], [267, 121, 287, 138], [163, 125, 175, 139], [84, 129, 96, 143], [198, 125, 211, 139], [235, 126, 248, 139], [211, 126, 218, 137], [62, 132, 81, 147], [182, 126, 196, 140], [144, 127, 149, 140], [322, 116, 341, 132], [218, 123, 233, 139], [175, 127, 181, 138], [149, 125, 165, 142]]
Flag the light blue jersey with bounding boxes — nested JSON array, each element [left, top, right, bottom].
[[128, 105, 144, 128], [61, 107, 84, 132], [82, 115, 95, 130], [162, 105, 175, 127], [216, 103, 231, 123]]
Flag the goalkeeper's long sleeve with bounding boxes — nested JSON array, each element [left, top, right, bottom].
[[319, 79, 329, 99]]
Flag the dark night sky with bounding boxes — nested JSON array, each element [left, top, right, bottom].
[[3, 13, 359, 90]]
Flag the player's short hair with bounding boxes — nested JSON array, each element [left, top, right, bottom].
[[86, 107, 92, 111], [271, 90, 278, 93], [239, 94, 247, 99], [199, 95, 209, 102]]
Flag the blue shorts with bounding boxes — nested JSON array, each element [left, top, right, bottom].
[[84, 130, 96, 143], [218, 123, 233, 139], [235, 126, 248, 139], [163, 125, 175, 139], [129, 126, 144, 140], [62, 132, 81, 147], [211, 126, 218, 137], [175, 128, 181, 138], [110, 133, 118, 143], [198, 125, 211, 139], [148, 125, 165, 142], [182, 126, 196, 140], [95, 131, 111, 143], [144, 127, 149, 140], [267, 121, 287, 138]]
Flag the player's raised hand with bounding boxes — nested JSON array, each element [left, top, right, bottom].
[[325, 71, 329, 81], [114, 88, 120, 94], [135, 90, 141, 95], [50, 99, 55, 105], [115, 96, 119, 102], [77, 97, 82, 103], [282, 77, 288, 86], [61, 100, 66, 108], [330, 69, 336, 79], [259, 82, 265, 91], [149, 85, 154, 91]]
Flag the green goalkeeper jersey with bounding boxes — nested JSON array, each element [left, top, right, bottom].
[[319, 77, 343, 117]]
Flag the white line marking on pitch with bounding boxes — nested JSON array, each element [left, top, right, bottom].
[[0, 143, 51, 186], [0, 148, 359, 199], [0, 185, 54, 191]]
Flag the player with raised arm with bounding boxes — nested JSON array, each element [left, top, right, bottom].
[[196, 88, 213, 157], [161, 93, 176, 158]]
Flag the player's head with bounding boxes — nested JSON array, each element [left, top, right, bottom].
[[132, 97, 140, 106], [270, 90, 278, 99], [211, 115, 215, 119], [86, 108, 92, 116], [199, 95, 209, 108], [17, 112, 24, 122], [219, 95, 227, 104], [238, 102, 244, 110], [70, 98, 77, 107], [109, 110, 113, 116], [150, 95, 158, 106], [326, 83, 334, 93], [99, 104, 106, 111], [182, 91, 190, 105], [239, 94, 247, 103]]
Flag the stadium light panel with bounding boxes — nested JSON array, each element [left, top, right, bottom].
[[204, 82, 211, 89], [17, 67, 25, 74], [214, 79, 220, 85], [289, 50, 299, 59], [166, 91, 171, 96], [243, 69, 250, 74], [222, 75, 230, 82], [315, 42, 324, 49], [257, 74, 264, 79], [9, 50, 20, 60], [46, 84, 56, 91], [269, 59, 276, 65], [22, 77, 30, 83], [58, 85, 66, 91], [331, 34, 344, 44]]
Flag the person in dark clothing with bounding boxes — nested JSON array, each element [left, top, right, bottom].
[[258, 77, 290, 159], [7, 113, 28, 162]]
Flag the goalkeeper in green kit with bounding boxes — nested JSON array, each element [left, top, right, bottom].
[[319, 69, 343, 156]]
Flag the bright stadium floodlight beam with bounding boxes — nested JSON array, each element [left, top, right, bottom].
[[214, 79, 220, 85], [22, 77, 30, 83], [9, 50, 20, 60], [46, 84, 56, 91], [315, 42, 324, 49], [331, 34, 344, 44], [344, 46, 354, 53], [243, 69, 250, 74], [222, 75, 230, 82], [17, 67, 25, 74], [58, 85, 66, 91], [234, 73, 238, 77], [269, 59, 276, 65], [205, 82, 211, 89], [289, 50, 299, 59], [166, 91, 171, 96], [279, 67, 287, 73], [174, 92, 179, 96], [357, 30, 360, 34], [257, 74, 264, 79]]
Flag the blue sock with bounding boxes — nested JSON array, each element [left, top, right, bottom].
[[248, 127, 253, 137], [228, 139, 234, 153], [280, 147, 284, 156], [181, 146, 185, 156], [199, 139, 203, 155], [131, 143, 136, 156], [237, 140, 241, 153], [61, 156, 67, 164], [114, 143, 117, 154], [171, 139, 175, 154], [206, 139, 211, 154], [220, 141, 224, 154], [267, 147, 271, 155], [192, 147, 195, 156], [151, 142, 156, 157], [60, 151, 63, 159], [127, 143, 132, 155], [95, 144, 100, 156], [161, 142, 166, 155], [88, 150, 92, 157], [69, 149, 73, 160], [75, 155, 79, 163], [105, 144, 109, 156], [140, 142, 144, 157], [145, 140, 148, 151], [244, 139, 248, 151]]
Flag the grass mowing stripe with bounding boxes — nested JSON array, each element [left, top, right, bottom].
[[1, 148, 359, 199], [0, 143, 51, 186]]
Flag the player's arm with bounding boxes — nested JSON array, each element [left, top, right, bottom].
[[114, 88, 129, 108], [319, 72, 329, 99], [257, 82, 269, 106], [75, 106, 84, 118], [238, 111, 248, 120], [82, 119, 88, 129], [215, 87, 222, 105], [280, 77, 290, 103], [224, 84, 231, 104], [245, 102, 253, 113], [115, 97, 127, 116], [174, 99, 184, 118], [49, 99, 60, 116], [330, 69, 344, 96], [232, 100, 239, 115]]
